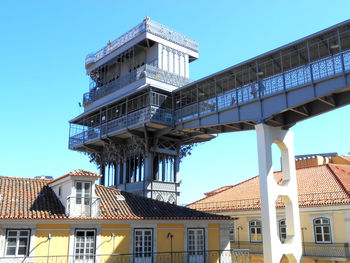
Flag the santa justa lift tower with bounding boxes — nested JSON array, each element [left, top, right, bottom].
[[68, 17, 214, 204]]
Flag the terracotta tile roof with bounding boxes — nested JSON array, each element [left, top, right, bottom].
[[48, 169, 102, 185], [187, 164, 350, 212], [0, 174, 229, 221], [95, 185, 230, 220], [0, 176, 66, 219]]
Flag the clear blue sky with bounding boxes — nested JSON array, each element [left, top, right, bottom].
[[1, 1, 349, 205]]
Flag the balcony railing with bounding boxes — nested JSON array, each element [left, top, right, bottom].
[[187, 190, 350, 212], [66, 196, 100, 217], [175, 50, 350, 122], [0, 249, 249, 263], [69, 106, 173, 149], [85, 18, 198, 66], [231, 241, 349, 259], [83, 64, 192, 105]]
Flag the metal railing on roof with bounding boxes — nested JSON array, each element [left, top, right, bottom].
[[83, 64, 192, 105], [69, 106, 173, 149], [231, 241, 349, 259], [188, 190, 350, 212], [85, 18, 198, 66]]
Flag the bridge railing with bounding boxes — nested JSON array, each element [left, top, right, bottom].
[[175, 50, 350, 123]]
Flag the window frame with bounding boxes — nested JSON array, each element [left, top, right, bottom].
[[75, 181, 92, 205], [249, 219, 262, 243], [229, 223, 235, 244], [313, 217, 332, 244], [187, 228, 205, 255], [278, 219, 286, 243], [133, 228, 153, 259], [4, 229, 31, 257], [74, 228, 97, 261]]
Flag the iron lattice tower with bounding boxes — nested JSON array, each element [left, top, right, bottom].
[[69, 17, 214, 204]]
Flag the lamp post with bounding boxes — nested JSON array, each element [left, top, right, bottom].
[[168, 232, 174, 263], [301, 227, 307, 256], [237, 226, 243, 249], [47, 233, 51, 263]]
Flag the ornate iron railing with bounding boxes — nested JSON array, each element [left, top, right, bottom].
[[231, 241, 349, 259], [69, 106, 173, 149], [0, 249, 249, 263], [175, 50, 350, 122], [85, 18, 198, 66], [83, 64, 191, 105], [187, 190, 350, 212]]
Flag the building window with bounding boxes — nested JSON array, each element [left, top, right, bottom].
[[74, 230, 96, 261], [134, 229, 153, 261], [249, 220, 262, 242], [229, 223, 235, 243], [5, 229, 30, 256], [76, 182, 91, 205], [188, 228, 204, 261], [313, 217, 332, 243], [58, 186, 62, 197], [279, 219, 286, 243]]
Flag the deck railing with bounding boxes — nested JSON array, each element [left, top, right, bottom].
[[231, 241, 349, 259], [187, 190, 350, 212], [175, 50, 350, 122], [0, 249, 249, 263], [83, 64, 191, 105], [69, 106, 173, 149], [85, 18, 198, 66]]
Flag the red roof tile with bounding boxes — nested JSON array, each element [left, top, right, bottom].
[[187, 164, 350, 212], [0, 174, 229, 221], [48, 169, 102, 185]]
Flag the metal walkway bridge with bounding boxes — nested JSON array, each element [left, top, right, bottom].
[[173, 21, 350, 134]]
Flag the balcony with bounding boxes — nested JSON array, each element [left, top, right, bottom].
[[83, 64, 192, 105], [0, 249, 249, 263], [69, 106, 173, 149], [85, 18, 198, 67], [66, 196, 100, 217], [231, 241, 350, 259]]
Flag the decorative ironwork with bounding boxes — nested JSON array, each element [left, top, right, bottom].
[[175, 50, 350, 122], [83, 64, 191, 105], [69, 106, 173, 149], [85, 18, 198, 67], [0, 249, 249, 263], [231, 241, 350, 259]]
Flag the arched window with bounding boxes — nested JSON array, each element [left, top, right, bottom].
[[313, 217, 331, 243], [249, 220, 262, 243], [279, 219, 286, 243]]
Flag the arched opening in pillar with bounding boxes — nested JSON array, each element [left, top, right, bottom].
[[271, 142, 284, 184]]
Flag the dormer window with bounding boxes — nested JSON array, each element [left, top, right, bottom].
[[76, 182, 91, 205]]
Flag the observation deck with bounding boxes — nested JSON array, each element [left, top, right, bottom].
[[70, 20, 350, 151]]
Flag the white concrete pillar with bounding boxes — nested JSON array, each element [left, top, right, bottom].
[[220, 223, 232, 263], [255, 123, 302, 263]]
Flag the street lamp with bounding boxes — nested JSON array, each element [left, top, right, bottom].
[[301, 227, 307, 256], [237, 226, 243, 249]]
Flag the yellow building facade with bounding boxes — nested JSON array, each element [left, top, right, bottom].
[[189, 154, 350, 263], [0, 170, 233, 262]]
